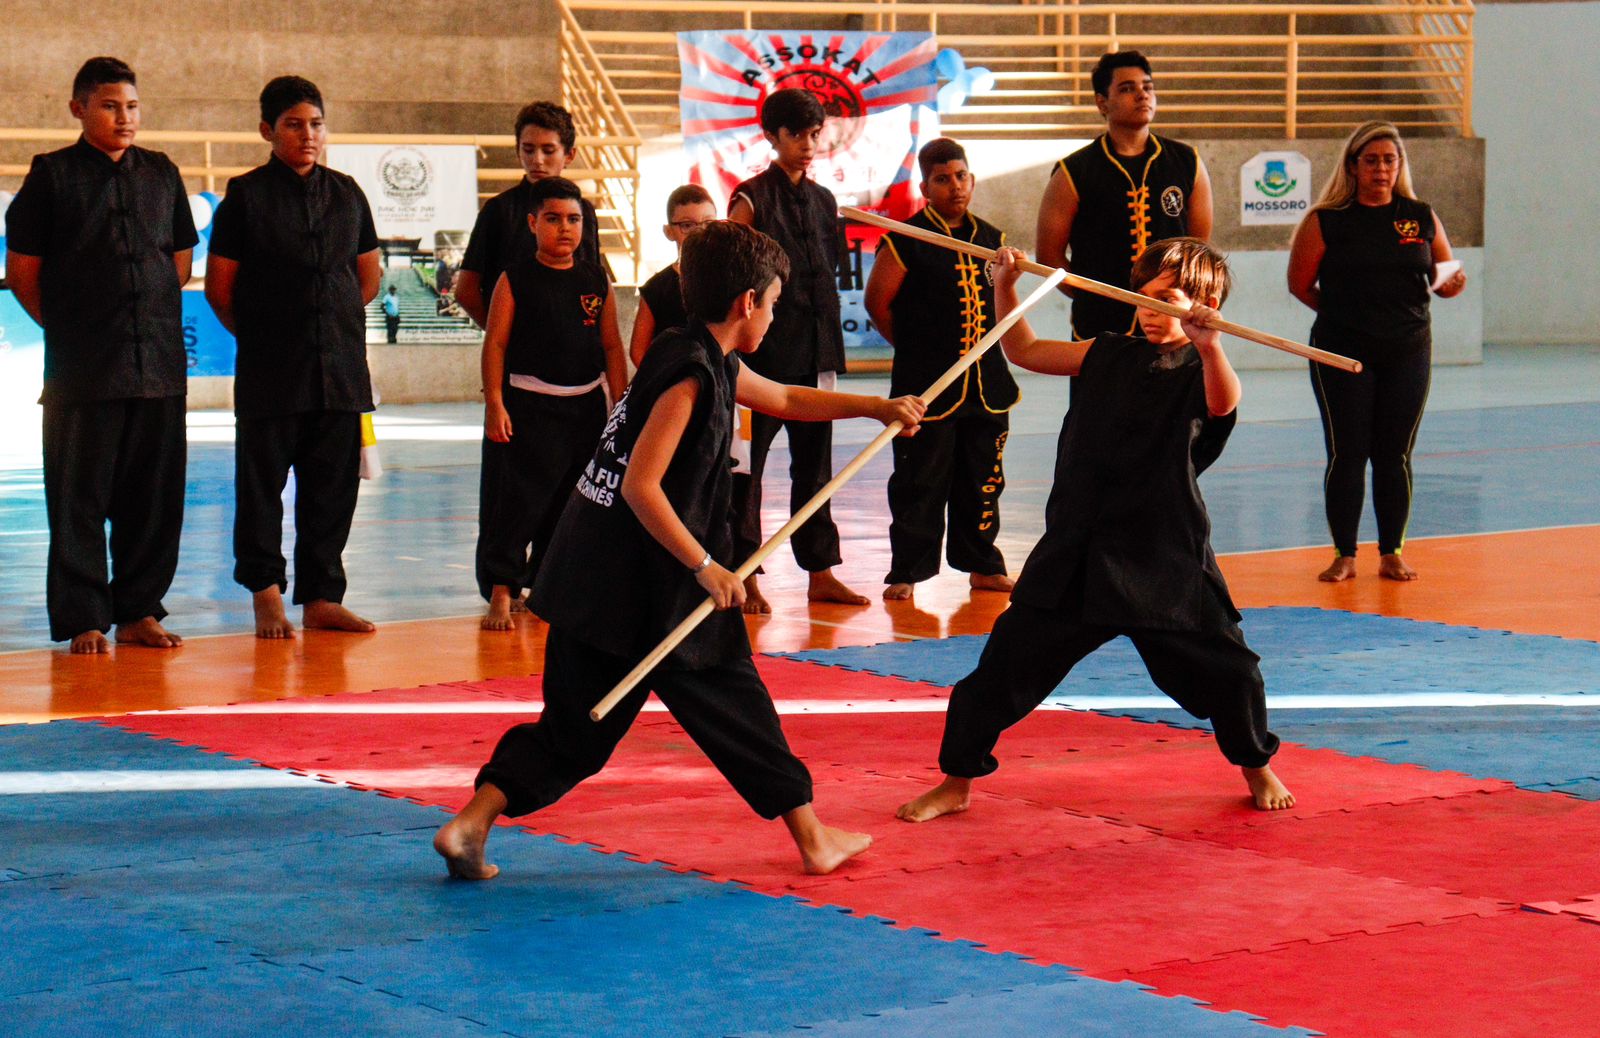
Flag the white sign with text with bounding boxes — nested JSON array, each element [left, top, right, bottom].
[[327, 144, 478, 243], [1240, 151, 1312, 226]]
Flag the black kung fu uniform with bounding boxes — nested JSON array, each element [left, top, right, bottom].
[[475, 257, 611, 601], [727, 165, 848, 573], [1307, 197, 1437, 558], [461, 182, 603, 300], [637, 263, 688, 335], [5, 138, 198, 641], [1056, 135, 1198, 339], [208, 155, 378, 604], [936, 333, 1280, 778], [878, 206, 1019, 585], [479, 323, 814, 819]]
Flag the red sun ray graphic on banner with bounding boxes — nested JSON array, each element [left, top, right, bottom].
[[678, 29, 940, 349]]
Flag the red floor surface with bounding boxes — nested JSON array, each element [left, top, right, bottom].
[[98, 659, 1600, 1037]]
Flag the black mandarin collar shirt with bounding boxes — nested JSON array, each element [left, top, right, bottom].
[[4, 137, 198, 403], [208, 154, 379, 418]]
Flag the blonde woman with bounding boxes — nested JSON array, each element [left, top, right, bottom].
[[1287, 122, 1467, 583]]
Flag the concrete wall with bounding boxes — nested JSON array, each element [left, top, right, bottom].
[[1474, 1, 1600, 345]]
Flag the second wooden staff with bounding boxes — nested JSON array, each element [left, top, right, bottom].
[[841, 206, 1361, 374], [588, 267, 1070, 722]]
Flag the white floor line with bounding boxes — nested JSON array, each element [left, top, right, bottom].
[[128, 690, 1598, 717], [0, 769, 321, 794]]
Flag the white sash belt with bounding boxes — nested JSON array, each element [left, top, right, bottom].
[[508, 373, 606, 397]]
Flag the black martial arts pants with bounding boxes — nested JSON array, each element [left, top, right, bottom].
[[1308, 337, 1431, 558], [730, 406, 842, 573], [885, 408, 1009, 585], [234, 410, 361, 604], [937, 596, 1281, 777], [477, 627, 815, 820], [475, 386, 607, 601], [42, 395, 186, 642]]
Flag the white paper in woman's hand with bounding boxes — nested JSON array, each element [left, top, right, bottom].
[[1430, 260, 1462, 291]]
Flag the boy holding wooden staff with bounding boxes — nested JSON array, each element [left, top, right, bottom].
[[435, 222, 924, 880], [898, 238, 1295, 822], [865, 137, 1019, 601]]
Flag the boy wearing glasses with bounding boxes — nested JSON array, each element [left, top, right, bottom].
[[629, 184, 717, 366]]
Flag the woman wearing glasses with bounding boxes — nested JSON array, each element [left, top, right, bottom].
[[1287, 121, 1468, 583]]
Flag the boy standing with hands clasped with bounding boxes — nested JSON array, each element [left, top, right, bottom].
[[205, 76, 383, 639], [477, 177, 627, 630], [435, 221, 924, 880], [5, 57, 198, 653], [727, 88, 863, 613], [898, 239, 1294, 824], [865, 137, 1019, 601]]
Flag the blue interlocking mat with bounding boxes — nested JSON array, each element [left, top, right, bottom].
[[778, 607, 1600, 796]]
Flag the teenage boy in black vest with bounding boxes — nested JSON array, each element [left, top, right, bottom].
[[205, 76, 382, 639], [434, 221, 925, 880], [5, 56, 198, 654], [1036, 51, 1213, 341], [866, 137, 1019, 602], [727, 88, 864, 613]]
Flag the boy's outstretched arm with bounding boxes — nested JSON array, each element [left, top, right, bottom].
[[1182, 304, 1242, 417], [734, 365, 925, 432], [990, 247, 1091, 375], [620, 377, 745, 610]]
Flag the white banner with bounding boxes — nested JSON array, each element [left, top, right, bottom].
[[326, 144, 479, 243], [1240, 150, 1312, 226]]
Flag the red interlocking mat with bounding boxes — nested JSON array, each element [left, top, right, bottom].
[[1121, 911, 1600, 1038], [1178, 787, 1600, 904]]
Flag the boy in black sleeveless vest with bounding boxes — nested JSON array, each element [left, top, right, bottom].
[[898, 239, 1295, 826], [866, 137, 1019, 601], [204, 76, 381, 640], [477, 177, 627, 630], [434, 221, 925, 880], [728, 88, 865, 613], [1037, 51, 1213, 341], [455, 102, 604, 329], [5, 57, 198, 654], [629, 184, 716, 366]]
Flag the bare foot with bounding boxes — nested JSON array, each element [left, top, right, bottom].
[[69, 630, 110, 655], [969, 572, 1015, 593], [883, 582, 914, 601], [115, 616, 183, 649], [435, 783, 508, 879], [482, 586, 515, 631], [1243, 765, 1296, 810], [433, 816, 500, 881], [1378, 554, 1418, 581], [896, 776, 972, 822], [783, 804, 872, 875], [807, 568, 869, 606], [303, 600, 377, 633], [253, 587, 295, 639], [1317, 556, 1356, 582], [742, 575, 772, 615]]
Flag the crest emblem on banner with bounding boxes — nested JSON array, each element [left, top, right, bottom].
[[378, 148, 432, 203]]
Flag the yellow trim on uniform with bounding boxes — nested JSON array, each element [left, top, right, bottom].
[[878, 234, 906, 271], [1055, 157, 1078, 198], [1098, 133, 1164, 265]]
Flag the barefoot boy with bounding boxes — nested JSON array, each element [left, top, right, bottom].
[[455, 101, 602, 329], [5, 57, 198, 653], [477, 177, 627, 631], [865, 137, 1019, 602], [898, 239, 1294, 822], [436, 221, 925, 879], [205, 76, 382, 639], [727, 88, 862, 613], [628, 184, 716, 366]]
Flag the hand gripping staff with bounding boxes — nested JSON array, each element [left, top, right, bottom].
[[588, 267, 1069, 722], [841, 207, 1361, 374]]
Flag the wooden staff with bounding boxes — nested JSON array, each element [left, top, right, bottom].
[[589, 268, 1069, 722], [842, 206, 1361, 374]]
